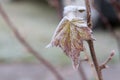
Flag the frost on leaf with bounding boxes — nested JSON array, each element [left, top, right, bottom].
[[46, 5, 94, 69], [47, 18, 93, 69]]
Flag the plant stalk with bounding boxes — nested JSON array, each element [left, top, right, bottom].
[[87, 41, 103, 80], [85, 0, 103, 80]]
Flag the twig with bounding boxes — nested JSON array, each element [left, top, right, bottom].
[[109, 0, 120, 59], [92, 0, 120, 60], [85, 0, 116, 80], [83, 50, 98, 80], [87, 41, 103, 80], [100, 50, 115, 70], [85, 0, 103, 80], [85, 0, 92, 29], [109, 0, 120, 20], [0, 4, 63, 80], [78, 62, 88, 80]]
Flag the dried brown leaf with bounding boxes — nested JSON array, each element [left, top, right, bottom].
[[47, 18, 93, 69]]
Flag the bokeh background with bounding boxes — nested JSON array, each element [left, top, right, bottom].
[[0, 0, 119, 80]]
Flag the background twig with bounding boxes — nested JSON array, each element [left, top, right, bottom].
[[78, 62, 88, 80], [109, 0, 120, 20], [0, 4, 63, 80], [92, 0, 120, 60]]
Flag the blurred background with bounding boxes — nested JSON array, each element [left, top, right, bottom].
[[0, 0, 119, 80]]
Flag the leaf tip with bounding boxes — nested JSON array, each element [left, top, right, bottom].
[[46, 43, 52, 48], [72, 63, 79, 70]]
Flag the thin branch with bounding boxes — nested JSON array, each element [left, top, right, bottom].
[[109, 0, 120, 20], [100, 50, 115, 70], [83, 50, 98, 80], [92, 0, 115, 32], [109, 0, 120, 59], [85, 0, 92, 29], [0, 4, 63, 80], [87, 41, 103, 80], [85, 0, 103, 80], [85, 0, 116, 80], [92, 0, 120, 60], [78, 62, 88, 80]]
